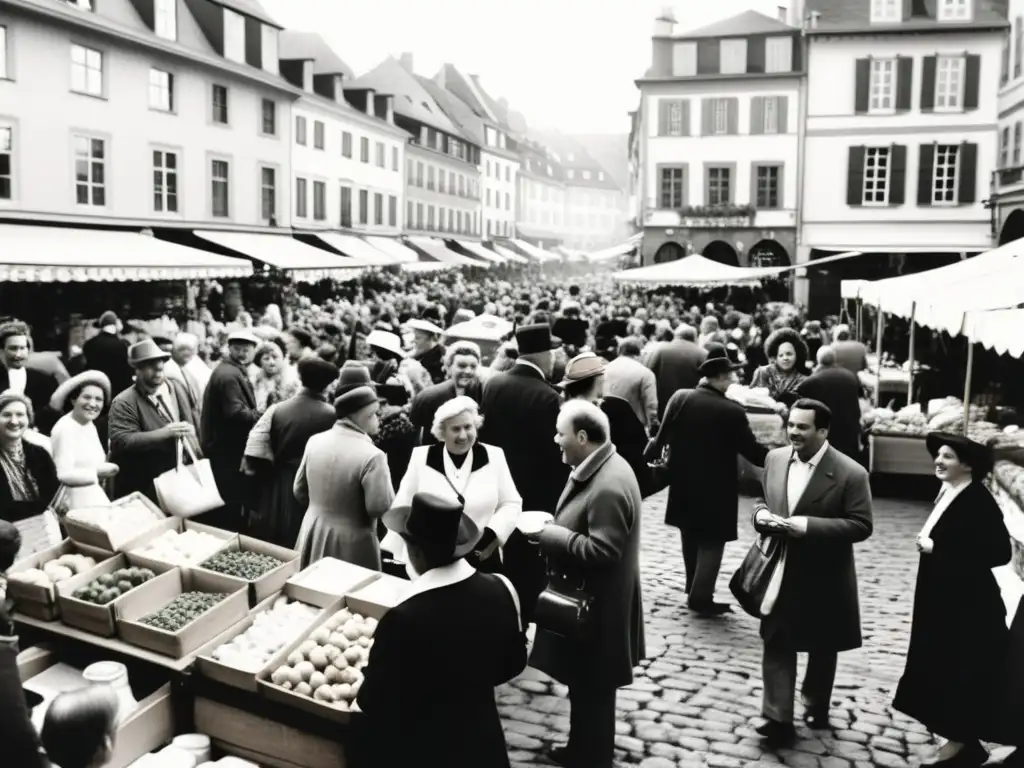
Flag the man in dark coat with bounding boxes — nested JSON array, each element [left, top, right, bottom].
[[356, 492, 525, 768], [407, 318, 447, 384], [480, 324, 568, 514], [797, 346, 863, 460], [644, 323, 707, 420], [107, 340, 200, 503], [200, 329, 260, 531], [831, 324, 868, 375], [752, 398, 873, 748], [0, 321, 60, 435], [82, 311, 134, 397], [645, 344, 767, 615], [409, 340, 483, 445]]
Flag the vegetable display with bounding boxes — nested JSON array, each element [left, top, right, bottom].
[[140, 591, 228, 632], [267, 608, 377, 711], [71, 567, 156, 605], [10, 554, 98, 588], [201, 551, 285, 580], [66, 503, 161, 540], [210, 596, 320, 672], [134, 529, 227, 566]]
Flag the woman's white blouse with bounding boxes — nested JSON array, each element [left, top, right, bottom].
[[382, 443, 523, 562], [50, 413, 106, 487], [918, 478, 971, 540]]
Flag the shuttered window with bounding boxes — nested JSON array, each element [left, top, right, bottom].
[[672, 42, 697, 76], [720, 39, 747, 74], [702, 98, 738, 135], [751, 96, 789, 134], [765, 37, 792, 73], [658, 100, 690, 136], [849, 146, 906, 206]]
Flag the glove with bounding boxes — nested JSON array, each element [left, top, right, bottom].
[[467, 529, 500, 571]]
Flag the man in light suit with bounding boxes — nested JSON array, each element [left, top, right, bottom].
[[751, 398, 873, 749]]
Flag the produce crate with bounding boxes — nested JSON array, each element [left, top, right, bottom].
[[869, 434, 934, 476], [56, 554, 176, 637], [195, 536, 301, 608], [285, 557, 381, 606], [195, 584, 342, 692], [62, 491, 166, 552], [6, 539, 114, 621], [344, 574, 413, 616], [125, 518, 239, 573], [115, 568, 249, 659]]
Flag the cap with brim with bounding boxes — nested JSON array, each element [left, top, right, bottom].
[[334, 385, 379, 420], [366, 330, 405, 359], [334, 361, 373, 396], [559, 352, 607, 387], [925, 431, 993, 477], [50, 370, 112, 412], [699, 343, 745, 375], [228, 329, 261, 346], [128, 339, 170, 367], [406, 319, 445, 336], [382, 492, 481, 560]]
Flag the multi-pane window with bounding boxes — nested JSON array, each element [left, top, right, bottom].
[[0, 26, 7, 80], [765, 37, 793, 73], [74, 136, 106, 206], [211, 159, 229, 217], [313, 121, 324, 150], [862, 147, 891, 205], [659, 167, 685, 208], [713, 99, 728, 134], [149, 68, 173, 111], [416, 203, 423, 228], [763, 97, 779, 133], [260, 167, 276, 221], [295, 116, 307, 145], [932, 145, 960, 204], [0, 126, 11, 200], [368, 191, 382, 226], [342, 132, 352, 158], [313, 180, 326, 221], [869, 59, 896, 112], [506, 193, 511, 210], [212, 85, 229, 124], [154, 0, 177, 40], [152, 150, 177, 213], [340, 185, 352, 227], [1015, 122, 1022, 165], [935, 56, 964, 111], [358, 189, 369, 225], [706, 167, 731, 206], [392, 146, 399, 171], [449, 171, 456, 193], [261, 99, 276, 135], [755, 166, 780, 208], [375, 142, 385, 168], [1001, 126, 1011, 167], [427, 205, 435, 230], [668, 101, 684, 136], [360, 137, 369, 163], [938, 0, 970, 21], [388, 195, 397, 226], [448, 209, 454, 231], [71, 44, 103, 96], [295, 177, 307, 218], [871, 0, 900, 22]]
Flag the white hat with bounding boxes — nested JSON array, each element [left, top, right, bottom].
[[228, 329, 261, 345], [405, 318, 444, 336], [366, 330, 405, 358]]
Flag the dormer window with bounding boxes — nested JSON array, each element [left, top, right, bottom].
[[223, 9, 245, 64], [938, 0, 971, 21], [870, 0, 901, 22], [720, 39, 748, 75], [154, 0, 176, 41]]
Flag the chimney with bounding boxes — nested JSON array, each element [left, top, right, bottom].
[[809, 10, 820, 28], [366, 88, 376, 117], [786, 0, 806, 27], [386, 95, 395, 124], [653, 6, 676, 36], [399, 52, 414, 72], [777, 5, 787, 22]]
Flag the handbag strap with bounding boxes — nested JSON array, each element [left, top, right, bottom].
[[493, 573, 522, 632]]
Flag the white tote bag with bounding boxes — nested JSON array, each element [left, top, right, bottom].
[[154, 438, 224, 518]]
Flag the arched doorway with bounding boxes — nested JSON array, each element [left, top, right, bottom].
[[654, 242, 685, 264], [1000, 209, 1024, 245], [702, 240, 740, 266], [748, 239, 791, 268]]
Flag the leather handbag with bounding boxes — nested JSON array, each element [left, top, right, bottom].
[[729, 532, 786, 619], [154, 438, 224, 518], [534, 571, 594, 640]]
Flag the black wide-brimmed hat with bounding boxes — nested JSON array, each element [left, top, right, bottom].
[[516, 323, 561, 355], [382, 492, 481, 561], [699, 342, 745, 376], [926, 431, 993, 477]]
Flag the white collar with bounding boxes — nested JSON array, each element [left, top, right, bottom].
[[791, 440, 829, 468], [514, 359, 546, 379], [403, 558, 476, 600], [101, 325, 118, 334]]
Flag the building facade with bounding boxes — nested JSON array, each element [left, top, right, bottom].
[[516, 139, 566, 247], [798, 0, 1005, 309], [562, 155, 628, 252], [993, 0, 1024, 243], [635, 9, 803, 268], [0, 0, 296, 230]]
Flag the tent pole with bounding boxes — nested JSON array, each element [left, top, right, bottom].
[[962, 341, 974, 434], [874, 305, 884, 407], [907, 302, 916, 405], [856, 299, 863, 341]]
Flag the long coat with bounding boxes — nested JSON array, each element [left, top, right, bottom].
[[200, 359, 259, 507], [480, 363, 568, 514], [530, 442, 645, 690], [893, 481, 1013, 743], [601, 395, 655, 497], [754, 445, 874, 652], [797, 366, 863, 460], [82, 331, 134, 397], [644, 339, 706, 420], [652, 384, 767, 541]]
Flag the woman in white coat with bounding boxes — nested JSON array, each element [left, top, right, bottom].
[[382, 396, 522, 574]]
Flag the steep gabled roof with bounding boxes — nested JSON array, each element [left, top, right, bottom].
[[347, 57, 459, 135], [278, 31, 353, 77], [675, 9, 793, 38], [435, 64, 498, 123], [210, 0, 281, 29], [417, 76, 485, 145]]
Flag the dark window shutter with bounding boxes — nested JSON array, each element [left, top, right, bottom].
[[896, 57, 913, 111], [778, 96, 789, 133], [750, 163, 759, 207], [958, 142, 978, 203], [702, 98, 714, 135], [920, 56, 937, 112], [681, 101, 691, 136], [847, 146, 866, 205], [964, 55, 981, 110], [747, 36, 765, 73], [889, 145, 907, 205], [658, 101, 669, 136], [917, 144, 935, 205], [854, 59, 871, 114], [750, 97, 764, 134], [728, 98, 739, 134]]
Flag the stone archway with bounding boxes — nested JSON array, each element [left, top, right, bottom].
[[654, 242, 685, 264], [1000, 209, 1024, 245], [748, 239, 791, 268], [702, 240, 740, 267]]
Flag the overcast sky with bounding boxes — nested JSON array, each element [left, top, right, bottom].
[[260, 0, 787, 135]]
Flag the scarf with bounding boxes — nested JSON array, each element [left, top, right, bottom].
[[0, 440, 39, 502]]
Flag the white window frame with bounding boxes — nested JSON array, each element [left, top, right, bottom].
[[932, 145, 961, 204], [148, 68, 173, 112], [871, 0, 901, 22], [934, 55, 966, 112], [938, 0, 971, 22], [154, 0, 177, 41], [719, 39, 747, 75], [0, 25, 8, 80], [261, 99, 276, 136], [73, 134, 106, 207], [763, 96, 779, 133], [70, 44, 103, 96], [260, 166, 276, 222], [212, 84, 229, 124], [211, 158, 230, 218], [765, 36, 793, 73], [869, 58, 897, 114], [152, 149, 178, 213], [713, 99, 728, 134], [862, 147, 891, 206], [672, 42, 697, 76], [0, 124, 13, 200]]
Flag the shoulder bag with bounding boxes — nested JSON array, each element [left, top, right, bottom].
[[534, 569, 594, 641], [154, 437, 224, 518], [729, 524, 786, 618]]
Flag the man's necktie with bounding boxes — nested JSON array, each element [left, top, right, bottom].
[[155, 393, 174, 423]]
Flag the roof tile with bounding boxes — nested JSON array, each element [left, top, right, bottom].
[[674, 10, 793, 39], [347, 57, 460, 135], [278, 31, 353, 77], [805, 0, 1007, 31]]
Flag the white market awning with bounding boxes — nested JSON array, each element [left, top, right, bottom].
[[193, 230, 363, 282], [586, 234, 642, 263], [363, 236, 420, 264], [400, 260, 455, 273], [912, 256, 1024, 335], [841, 280, 868, 300], [964, 309, 1024, 359], [613, 254, 765, 287], [451, 239, 506, 265], [489, 243, 530, 264], [0, 225, 252, 282], [406, 237, 485, 268], [444, 314, 514, 343], [314, 233, 396, 265], [510, 238, 560, 263]]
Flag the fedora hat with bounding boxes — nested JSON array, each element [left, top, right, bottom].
[[127, 339, 170, 367], [925, 431, 993, 478], [382, 492, 481, 561], [406, 318, 445, 336], [516, 323, 561, 355], [334, 385, 379, 420], [699, 343, 744, 376], [335, 361, 373, 396], [366, 329, 405, 359], [49, 370, 112, 412], [559, 352, 607, 387]]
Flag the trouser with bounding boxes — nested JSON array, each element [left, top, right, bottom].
[[761, 636, 838, 724], [567, 683, 617, 768], [681, 535, 725, 604]]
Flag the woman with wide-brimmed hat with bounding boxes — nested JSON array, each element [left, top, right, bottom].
[[893, 432, 1015, 766], [49, 370, 118, 511]]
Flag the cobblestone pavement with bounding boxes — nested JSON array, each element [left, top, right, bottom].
[[498, 491, 1015, 768]]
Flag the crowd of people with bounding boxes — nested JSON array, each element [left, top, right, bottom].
[[0, 266, 1021, 767]]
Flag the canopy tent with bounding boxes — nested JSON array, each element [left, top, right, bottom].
[[449, 239, 506, 265], [910, 256, 1024, 336], [313, 233, 396, 265], [840, 280, 868, 300], [585, 234, 643, 263], [963, 309, 1024, 359], [612, 251, 863, 287], [363, 236, 419, 263], [509, 238, 560, 263], [193, 230, 364, 282], [443, 314, 514, 343], [488, 243, 529, 264], [405, 236, 486, 268], [0, 225, 252, 282], [399, 260, 454, 273]]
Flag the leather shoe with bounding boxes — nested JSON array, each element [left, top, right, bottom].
[[803, 709, 832, 730], [548, 744, 575, 767], [688, 600, 732, 616], [924, 741, 988, 767], [756, 719, 796, 749]]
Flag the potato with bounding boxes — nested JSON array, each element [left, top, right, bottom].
[[309, 671, 327, 690], [357, 636, 372, 648], [280, 681, 293, 691], [271, 666, 291, 685], [323, 645, 342, 663], [333, 654, 349, 670], [314, 684, 336, 703], [324, 665, 342, 684], [335, 609, 352, 623], [343, 646, 362, 665], [286, 667, 303, 687], [309, 627, 330, 645], [334, 699, 350, 712], [329, 632, 350, 650], [287, 651, 304, 666], [295, 682, 312, 697], [308, 647, 329, 670], [339, 667, 360, 685], [334, 683, 353, 701], [298, 640, 317, 656], [295, 661, 315, 682]]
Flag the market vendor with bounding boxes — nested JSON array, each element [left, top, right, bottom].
[[749, 327, 810, 410]]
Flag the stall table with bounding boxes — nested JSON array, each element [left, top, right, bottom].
[[859, 368, 912, 407], [868, 433, 933, 476]]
